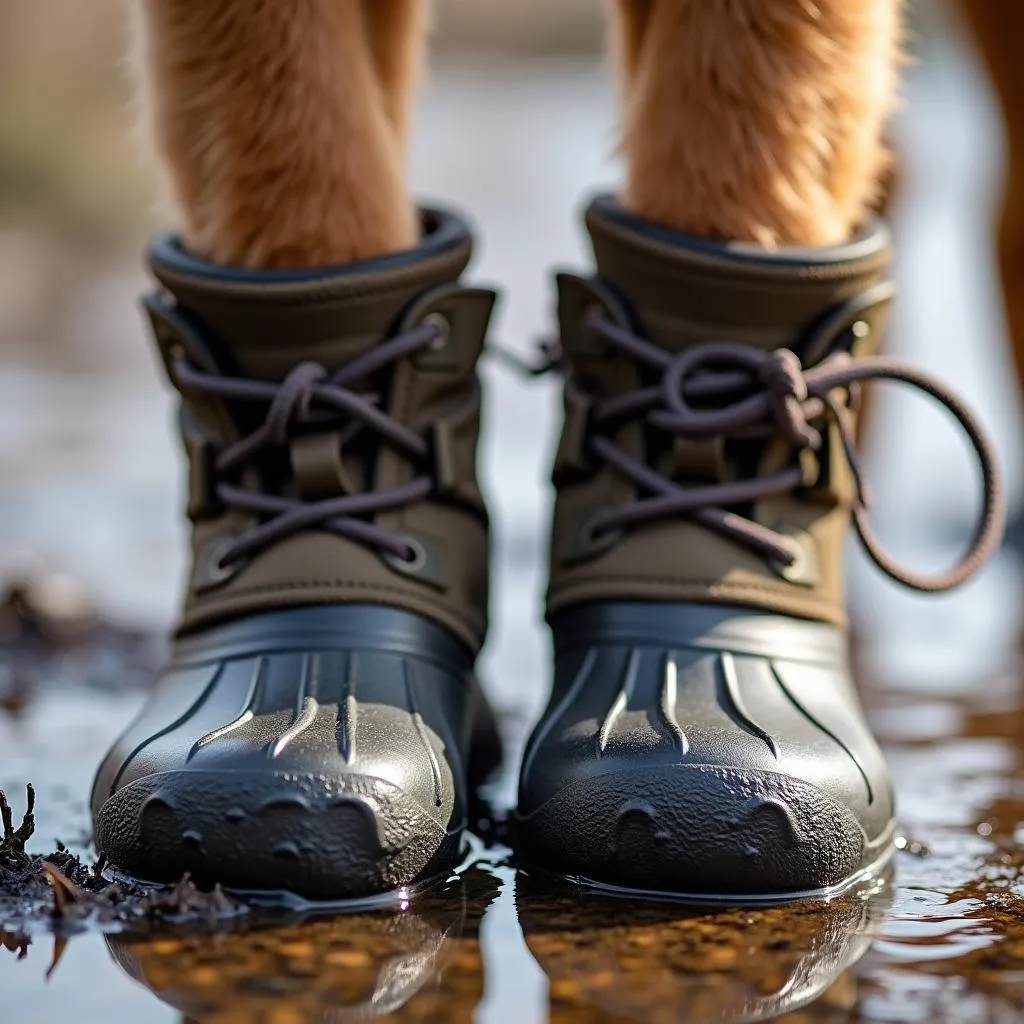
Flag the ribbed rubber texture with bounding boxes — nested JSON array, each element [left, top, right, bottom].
[[516, 603, 894, 898], [92, 605, 500, 899]]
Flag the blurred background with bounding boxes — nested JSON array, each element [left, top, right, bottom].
[[0, 0, 1021, 741]]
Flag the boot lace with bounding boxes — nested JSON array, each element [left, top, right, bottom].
[[555, 306, 1004, 593], [172, 321, 444, 569]]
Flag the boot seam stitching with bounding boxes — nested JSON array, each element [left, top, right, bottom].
[[189, 580, 482, 631], [553, 576, 836, 597]]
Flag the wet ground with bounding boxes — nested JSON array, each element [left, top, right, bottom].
[[4, 584, 1024, 1023], [5, 21, 1024, 1024]]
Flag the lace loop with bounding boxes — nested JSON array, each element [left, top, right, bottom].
[[265, 361, 327, 445], [172, 322, 444, 569], [577, 313, 1004, 594]]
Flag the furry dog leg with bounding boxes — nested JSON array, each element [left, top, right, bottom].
[[610, 0, 902, 246], [133, 0, 425, 267]]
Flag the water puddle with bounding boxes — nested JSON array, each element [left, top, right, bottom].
[[3, 606, 1024, 1023]]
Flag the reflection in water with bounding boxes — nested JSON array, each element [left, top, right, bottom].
[[104, 866, 498, 1023], [517, 870, 893, 1024], [95, 858, 893, 1024]]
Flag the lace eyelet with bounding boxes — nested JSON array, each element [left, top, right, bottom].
[[194, 538, 247, 593], [381, 533, 447, 590], [560, 508, 623, 566], [768, 531, 818, 587], [386, 536, 428, 574], [423, 312, 452, 352]]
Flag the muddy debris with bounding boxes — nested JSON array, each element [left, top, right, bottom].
[[0, 785, 247, 935], [0, 928, 29, 960], [0, 573, 163, 711]]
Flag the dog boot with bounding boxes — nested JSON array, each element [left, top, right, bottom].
[[92, 208, 501, 899], [516, 196, 1003, 900]]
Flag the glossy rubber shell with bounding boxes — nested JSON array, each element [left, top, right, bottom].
[[92, 605, 501, 899], [516, 602, 894, 899]]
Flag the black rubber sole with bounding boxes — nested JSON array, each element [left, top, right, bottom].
[[520, 821, 896, 909]]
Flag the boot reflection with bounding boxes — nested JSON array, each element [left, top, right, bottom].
[[105, 867, 498, 1023], [516, 869, 893, 1024]]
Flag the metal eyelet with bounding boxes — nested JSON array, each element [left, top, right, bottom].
[[380, 533, 447, 590], [384, 536, 428, 575], [560, 508, 623, 566], [423, 312, 452, 352], [768, 531, 818, 587], [193, 538, 246, 593]]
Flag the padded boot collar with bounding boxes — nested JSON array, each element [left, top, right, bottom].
[[147, 208, 475, 380], [584, 194, 892, 355]]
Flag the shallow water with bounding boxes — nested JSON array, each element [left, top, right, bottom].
[[6, 655, 1024, 1023]]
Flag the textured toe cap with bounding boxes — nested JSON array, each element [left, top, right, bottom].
[[96, 768, 453, 899], [517, 603, 894, 899], [92, 606, 498, 898], [518, 763, 870, 895]]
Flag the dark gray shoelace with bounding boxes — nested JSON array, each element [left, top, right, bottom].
[[580, 310, 1004, 593], [172, 322, 444, 569]]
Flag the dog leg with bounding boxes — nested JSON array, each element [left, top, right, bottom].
[[132, 0, 426, 267], [610, 0, 902, 246]]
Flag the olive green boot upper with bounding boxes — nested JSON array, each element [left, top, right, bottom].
[[148, 210, 496, 649], [548, 197, 901, 624]]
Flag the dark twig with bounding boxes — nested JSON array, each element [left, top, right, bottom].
[[13, 785, 35, 850], [0, 785, 36, 856], [0, 791, 14, 846]]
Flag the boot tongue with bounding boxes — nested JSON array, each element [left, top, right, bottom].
[[147, 210, 473, 380], [585, 195, 892, 354]]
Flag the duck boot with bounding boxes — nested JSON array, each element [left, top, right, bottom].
[[91, 208, 501, 899], [516, 196, 1003, 901]]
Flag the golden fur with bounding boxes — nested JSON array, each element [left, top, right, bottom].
[[136, 0, 903, 267], [133, 0, 424, 268], [611, 0, 902, 247]]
